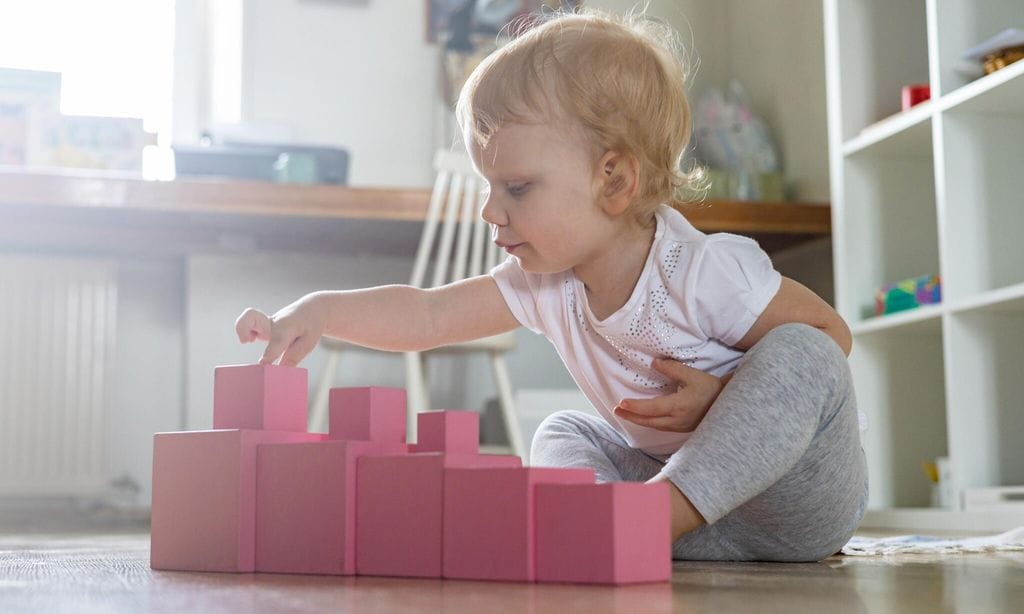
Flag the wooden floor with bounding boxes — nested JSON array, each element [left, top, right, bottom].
[[1, 532, 1023, 613]]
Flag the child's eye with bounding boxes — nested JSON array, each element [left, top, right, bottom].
[[507, 182, 530, 197]]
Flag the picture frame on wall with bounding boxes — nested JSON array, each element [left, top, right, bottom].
[[426, 0, 582, 45]]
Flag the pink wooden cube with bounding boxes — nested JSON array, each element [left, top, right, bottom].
[[535, 482, 671, 585], [255, 439, 408, 575], [415, 410, 479, 454], [150, 429, 324, 572], [356, 452, 521, 578], [213, 364, 308, 431], [443, 467, 596, 581], [328, 387, 406, 444]]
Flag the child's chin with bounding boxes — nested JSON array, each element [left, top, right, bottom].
[[516, 257, 568, 276]]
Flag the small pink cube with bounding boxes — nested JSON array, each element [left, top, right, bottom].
[[329, 387, 406, 444], [356, 452, 521, 578], [535, 482, 671, 584], [415, 410, 479, 454], [443, 467, 596, 581], [150, 429, 324, 572], [255, 439, 408, 575], [213, 364, 308, 431]]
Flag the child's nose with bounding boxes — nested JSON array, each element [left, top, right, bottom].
[[479, 192, 507, 226]]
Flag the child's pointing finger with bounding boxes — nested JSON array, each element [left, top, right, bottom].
[[235, 308, 272, 343], [616, 396, 674, 417]]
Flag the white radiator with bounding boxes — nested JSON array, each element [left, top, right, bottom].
[[0, 255, 117, 496]]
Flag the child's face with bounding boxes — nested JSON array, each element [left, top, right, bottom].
[[467, 121, 617, 275]]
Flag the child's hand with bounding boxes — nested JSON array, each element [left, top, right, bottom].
[[234, 293, 329, 367], [614, 358, 725, 432]]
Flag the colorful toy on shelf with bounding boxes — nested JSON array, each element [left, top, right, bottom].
[[900, 84, 930, 111], [874, 274, 941, 316], [962, 28, 1024, 75], [150, 363, 671, 585]]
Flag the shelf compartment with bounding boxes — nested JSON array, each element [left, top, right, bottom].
[[944, 310, 1024, 505], [834, 0, 930, 141], [933, 0, 1024, 96], [938, 109, 1024, 301], [850, 323, 946, 509], [851, 303, 943, 336], [842, 103, 934, 157], [838, 145, 939, 325]]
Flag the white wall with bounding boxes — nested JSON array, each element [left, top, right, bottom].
[[725, 0, 829, 202], [108, 259, 185, 508], [594, 0, 830, 202], [241, 0, 439, 188], [178, 0, 828, 197]]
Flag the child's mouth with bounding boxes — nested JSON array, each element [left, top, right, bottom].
[[497, 241, 524, 253]]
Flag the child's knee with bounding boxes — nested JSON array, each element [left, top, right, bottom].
[[746, 322, 848, 378], [530, 409, 621, 458], [762, 322, 836, 352], [534, 410, 598, 440]]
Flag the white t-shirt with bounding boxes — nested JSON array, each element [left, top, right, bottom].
[[491, 205, 782, 455]]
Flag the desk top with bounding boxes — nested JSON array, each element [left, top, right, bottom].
[[0, 168, 830, 255]]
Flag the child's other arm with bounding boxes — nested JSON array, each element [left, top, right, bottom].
[[734, 277, 852, 356], [235, 276, 520, 366]]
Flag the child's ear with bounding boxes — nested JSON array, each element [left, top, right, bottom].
[[595, 151, 639, 216]]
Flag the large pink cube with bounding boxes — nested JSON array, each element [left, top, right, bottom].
[[356, 452, 521, 578], [535, 482, 671, 584], [443, 467, 596, 581], [415, 410, 478, 454], [151, 429, 324, 572], [255, 439, 408, 575], [213, 364, 308, 431], [329, 387, 406, 444]]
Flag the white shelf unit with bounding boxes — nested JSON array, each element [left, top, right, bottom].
[[824, 0, 1024, 531]]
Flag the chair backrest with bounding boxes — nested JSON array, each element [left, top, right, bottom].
[[410, 150, 503, 289]]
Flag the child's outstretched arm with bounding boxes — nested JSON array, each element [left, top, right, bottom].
[[235, 276, 520, 367]]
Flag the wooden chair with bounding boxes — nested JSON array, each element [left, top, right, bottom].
[[309, 150, 527, 458]]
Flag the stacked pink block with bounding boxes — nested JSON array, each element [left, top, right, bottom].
[[150, 364, 671, 584]]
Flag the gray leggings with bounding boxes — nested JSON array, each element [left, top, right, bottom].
[[530, 323, 868, 562]]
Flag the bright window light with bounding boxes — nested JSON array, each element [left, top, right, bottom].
[[0, 0, 175, 145]]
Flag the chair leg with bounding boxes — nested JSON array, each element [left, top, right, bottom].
[[490, 351, 527, 461], [310, 347, 340, 433], [404, 351, 429, 443]]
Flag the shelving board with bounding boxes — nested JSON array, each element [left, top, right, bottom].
[[851, 304, 943, 336], [861, 508, 1024, 533], [940, 60, 1024, 115], [948, 282, 1024, 316], [842, 102, 935, 157]]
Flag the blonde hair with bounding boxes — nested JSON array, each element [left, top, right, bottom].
[[456, 8, 702, 220]]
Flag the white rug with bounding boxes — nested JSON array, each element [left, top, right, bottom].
[[842, 526, 1024, 556]]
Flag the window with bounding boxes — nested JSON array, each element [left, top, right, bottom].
[[0, 0, 175, 145]]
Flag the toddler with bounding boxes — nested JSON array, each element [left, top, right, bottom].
[[236, 9, 867, 562]]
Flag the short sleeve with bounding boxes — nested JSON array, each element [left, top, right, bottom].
[[489, 257, 545, 335], [693, 235, 782, 346]]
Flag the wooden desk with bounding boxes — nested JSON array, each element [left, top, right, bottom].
[[0, 168, 830, 256]]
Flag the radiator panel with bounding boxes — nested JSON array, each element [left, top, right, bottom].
[[0, 255, 117, 496]]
